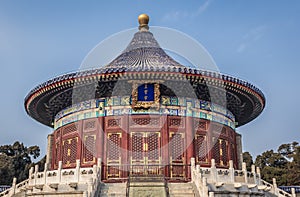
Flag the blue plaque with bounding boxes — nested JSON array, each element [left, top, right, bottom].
[[137, 84, 154, 101]]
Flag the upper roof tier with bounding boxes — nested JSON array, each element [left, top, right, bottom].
[[105, 14, 185, 72], [24, 14, 265, 128]]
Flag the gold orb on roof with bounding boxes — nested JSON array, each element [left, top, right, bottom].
[[138, 14, 149, 26]]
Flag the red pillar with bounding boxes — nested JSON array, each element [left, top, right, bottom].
[[186, 116, 194, 180], [121, 115, 129, 179], [161, 115, 169, 177], [77, 120, 83, 163], [97, 117, 104, 163]]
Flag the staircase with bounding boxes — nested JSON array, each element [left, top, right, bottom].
[[127, 175, 168, 197], [99, 182, 127, 197], [168, 182, 199, 197]]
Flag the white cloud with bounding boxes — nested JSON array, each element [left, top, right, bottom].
[[162, 0, 212, 22], [195, 0, 212, 16], [237, 25, 267, 53]]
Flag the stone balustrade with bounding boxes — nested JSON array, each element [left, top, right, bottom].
[[0, 158, 102, 197], [191, 158, 296, 197]]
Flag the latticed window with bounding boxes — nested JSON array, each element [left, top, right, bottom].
[[194, 120, 207, 130], [83, 135, 96, 163], [195, 135, 208, 163], [107, 133, 121, 161], [63, 123, 78, 135], [212, 137, 220, 165], [108, 119, 120, 128], [170, 133, 184, 161], [147, 133, 159, 160], [169, 119, 182, 127], [84, 121, 95, 130], [62, 137, 78, 166], [131, 133, 143, 160], [132, 118, 159, 126], [221, 139, 228, 166], [211, 124, 223, 135]]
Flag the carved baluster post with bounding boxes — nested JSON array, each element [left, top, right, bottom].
[[34, 164, 39, 186], [44, 163, 47, 184], [256, 167, 261, 185], [76, 159, 80, 182], [291, 188, 296, 197], [242, 162, 247, 183], [97, 158, 102, 180], [11, 177, 17, 195], [272, 178, 278, 195], [93, 165, 97, 180], [196, 164, 201, 188], [29, 166, 34, 185], [58, 161, 62, 183], [211, 159, 217, 183], [202, 177, 209, 196], [229, 160, 234, 183], [251, 164, 257, 184], [191, 157, 195, 181]]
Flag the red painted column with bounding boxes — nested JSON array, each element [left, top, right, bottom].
[[186, 116, 194, 180], [97, 117, 104, 164], [102, 117, 107, 180], [121, 115, 129, 179], [161, 115, 169, 177], [77, 120, 83, 164], [207, 121, 212, 166]]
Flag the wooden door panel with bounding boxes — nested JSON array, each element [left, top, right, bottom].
[[169, 132, 185, 178], [106, 132, 122, 179], [130, 131, 161, 175]]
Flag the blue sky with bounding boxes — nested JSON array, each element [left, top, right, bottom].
[[0, 1, 299, 160]]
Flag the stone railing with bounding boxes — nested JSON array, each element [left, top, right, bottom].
[[0, 186, 10, 193], [190, 158, 296, 197], [260, 178, 296, 197], [0, 158, 102, 197], [0, 178, 29, 197]]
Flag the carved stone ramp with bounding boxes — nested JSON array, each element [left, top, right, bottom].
[[127, 175, 168, 197]]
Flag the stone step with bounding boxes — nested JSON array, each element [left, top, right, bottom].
[[98, 193, 126, 197], [169, 190, 195, 194], [130, 182, 165, 187], [169, 194, 195, 197], [168, 183, 196, 197], [99, 183, 127, 196]]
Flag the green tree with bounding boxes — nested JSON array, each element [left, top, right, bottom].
[[0, 141, 41, 185], [255, 141, 300, 186], [242, 151, 253, 171], [255, 150, 288, 185], [278, 141, 300, 185]]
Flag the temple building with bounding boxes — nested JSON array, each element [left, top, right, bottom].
[[1, 14, 297, 197]]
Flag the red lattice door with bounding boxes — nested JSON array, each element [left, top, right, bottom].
[[130, 132, 161, 175], [169, 132, 185, 179], [106, 132, 122, 179], [195, 134, 208, 164]]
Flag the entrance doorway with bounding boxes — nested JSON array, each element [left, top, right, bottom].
[[130, 131, 161, 175]]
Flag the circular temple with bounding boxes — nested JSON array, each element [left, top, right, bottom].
[[24, 14, 265, 182]]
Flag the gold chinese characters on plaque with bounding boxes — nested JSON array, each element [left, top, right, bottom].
[[130, 80, 161, 110]]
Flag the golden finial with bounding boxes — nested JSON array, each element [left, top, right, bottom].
[[138, 14, 149, 30]]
